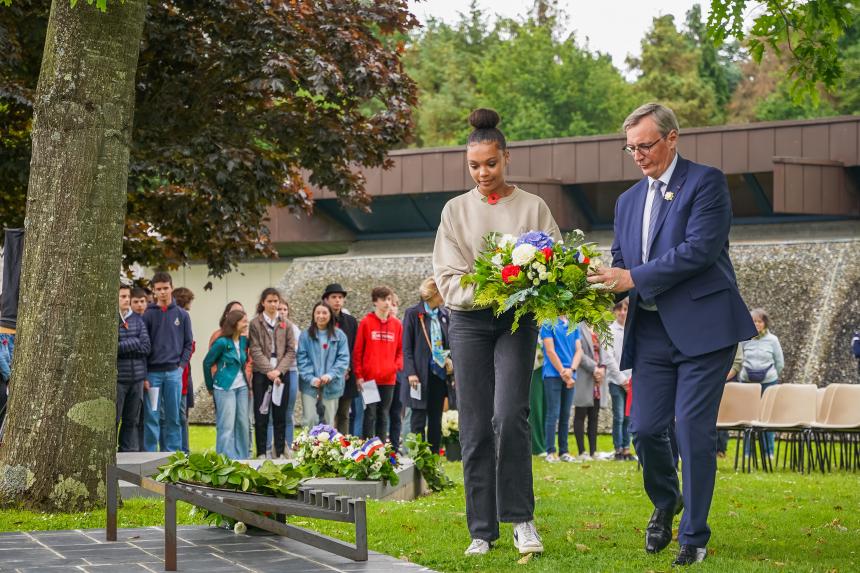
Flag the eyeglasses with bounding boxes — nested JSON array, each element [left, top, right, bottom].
[[622, 135, 666, 156]]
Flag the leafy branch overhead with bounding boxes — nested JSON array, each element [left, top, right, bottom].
[[707, 0, 855, 99], [0, 0, 417, 278]]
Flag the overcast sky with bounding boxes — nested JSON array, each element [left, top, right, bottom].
[[407, 1, 749, 76]]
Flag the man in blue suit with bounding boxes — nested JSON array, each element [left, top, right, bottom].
[[588, 103, 755, 566]]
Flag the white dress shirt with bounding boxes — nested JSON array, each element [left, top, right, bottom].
[[641, 152, 679, 264]]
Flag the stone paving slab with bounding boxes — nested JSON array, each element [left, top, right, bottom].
[[0, 526, 437, 573]]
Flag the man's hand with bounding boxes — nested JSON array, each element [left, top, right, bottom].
[[266, 370, 281, 381], [143, 379, 150, 391], [356, 378, 364, 390], [311, 377, 321, 388], [320, 374, 332, 386], [594, 367, 605, 384], [587, 266, 634, 293], [408, 375, 420, 389]]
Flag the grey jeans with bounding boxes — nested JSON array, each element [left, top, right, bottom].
[[448, 308, 538, 542]]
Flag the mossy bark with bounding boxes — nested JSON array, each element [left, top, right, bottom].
[[0, 0, 146, 511]]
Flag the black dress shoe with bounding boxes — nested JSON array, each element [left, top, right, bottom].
[[672, 545, 707, 566], [645, 499, 683, 554]]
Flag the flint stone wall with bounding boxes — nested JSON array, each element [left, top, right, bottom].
[[190, 238, 860, 428]]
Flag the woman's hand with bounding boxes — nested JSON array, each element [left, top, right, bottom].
[[320, 374, 332, 386], [266, 370, 281, 381], [408, 375, 420, 389], [356, 378, 364, 390]]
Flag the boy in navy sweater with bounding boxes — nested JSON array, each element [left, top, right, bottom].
[[142, 272, 193, 452]]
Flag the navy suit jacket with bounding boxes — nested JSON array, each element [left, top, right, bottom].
[[611, 155, 756, 370]]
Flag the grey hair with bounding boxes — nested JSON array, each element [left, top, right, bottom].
[[750, 308, 770, 328], [622, 103, 680, 136]]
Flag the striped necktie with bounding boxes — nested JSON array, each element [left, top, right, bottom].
[[644, 179, 664, 262]]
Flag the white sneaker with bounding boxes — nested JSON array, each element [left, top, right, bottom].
[[513, 521, 544, 554], [464, 539, 492, 555], [559, 453, 575, 462], [576, 453, 593, 462], [545, 453, 560, 463]]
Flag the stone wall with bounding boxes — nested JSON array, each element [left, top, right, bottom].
[[190, 237, 860, 425]]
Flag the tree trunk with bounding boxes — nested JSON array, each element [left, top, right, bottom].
[[0, 0, 146, 511]]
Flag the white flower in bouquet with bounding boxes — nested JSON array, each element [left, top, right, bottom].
[[317, 431, 330, 441], [511, 243, 537, 266], [371, 460, 383, 472], [497, 233, 517, 248], [491, 253, 504, 267], [441, 409, 459, 438], [233, 522, 247, 534]]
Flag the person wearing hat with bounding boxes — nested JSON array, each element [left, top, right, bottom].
[[322, 283, 360, 435]]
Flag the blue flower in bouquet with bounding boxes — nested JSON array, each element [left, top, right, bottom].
[[515, 231, 554, 250], [309, 424, 337, 438]]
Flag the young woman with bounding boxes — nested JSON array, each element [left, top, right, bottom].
[[740, 308, 785, 456], [433, 108, 560, 556], [202, 309, 251, 459], [209, 301, 245, 348], [540, 314, 583, 463], [297, 302, 350, 428], [248, 288, 296, 459], [266, 300, 301, 452], [402, 277, 451, 454]]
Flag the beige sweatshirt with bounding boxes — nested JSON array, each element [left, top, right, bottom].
[[433, 186, 561, 311]]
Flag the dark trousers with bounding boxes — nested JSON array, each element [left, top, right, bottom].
[[630, 309, 735, 548], [137, 396, 145, 451], [116, 381, 143, 452], [389, 380, 403, 448], [363, 385, 395, 441], [410, 372, 448, 453], [573, 405, 598, 455], [335, 394, 352, 435], [0, 378, 7, 433], [252, 372, 288, 457], [449, 308, 537, 543]]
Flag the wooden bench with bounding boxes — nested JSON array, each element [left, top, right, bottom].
[[106, 465, 368, 571]]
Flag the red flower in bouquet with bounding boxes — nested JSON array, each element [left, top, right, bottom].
[[541, 247, 553, 261], [501, 264, 522, 284]]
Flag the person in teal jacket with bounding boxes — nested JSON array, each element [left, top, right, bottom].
[[203, 309, 251, 459], [297, 302, 350, 430]]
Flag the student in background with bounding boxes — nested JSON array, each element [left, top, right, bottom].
[[203, 309, 251, 460], [540, 315, 582, 463], [172, 287, 195, 453], [353, 286, 403, 441], [142, 272, 193, 452], [322, 283, 360, 436], [248, 288, 296, 459], [116, 285, 150, 452], [297, 302, 350, 428]]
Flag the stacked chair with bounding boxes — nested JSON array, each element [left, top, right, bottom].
[[810, 384, 860, 472], [715, 382, 860, 474]]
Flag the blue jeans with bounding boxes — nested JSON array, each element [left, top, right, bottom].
[[350, 395, 364, 437], [214, 384, 250, 459], [266, 370, 299, 452], [544, 377, 574, 455], [144, 368, 183, 452], [609, 383, 631, 450]]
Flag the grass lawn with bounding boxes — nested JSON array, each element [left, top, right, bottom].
[[3, 424, 858, 573]]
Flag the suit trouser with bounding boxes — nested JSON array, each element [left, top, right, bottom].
[[630, 309, 735, 547], [449, 308, 537, 543]]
